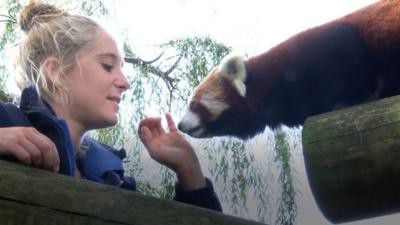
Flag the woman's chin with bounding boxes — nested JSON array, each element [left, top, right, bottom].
[[108, 117, 119, 126], [95, 116, 119, 129]]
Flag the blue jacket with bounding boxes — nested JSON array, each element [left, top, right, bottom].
[[0, 86, 222, 211]]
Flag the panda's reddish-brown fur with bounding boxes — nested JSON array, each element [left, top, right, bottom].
[[179, 0, 400, 139], [339, 0, 400, 56]]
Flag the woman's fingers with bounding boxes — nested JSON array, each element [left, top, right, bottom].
[[139, 126, 152, 144], [0, 127, 59, 172], [29, 129, 59, 171], [165, 113, 178, 132], [9, 143, 33, 166], [139, 117, 164, 136], [18, 137, 42, 167]]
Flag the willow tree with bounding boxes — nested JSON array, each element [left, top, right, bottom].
[[0, 1, 299, 224]]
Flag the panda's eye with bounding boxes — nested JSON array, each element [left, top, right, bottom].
[[190, 101, 198, 110]]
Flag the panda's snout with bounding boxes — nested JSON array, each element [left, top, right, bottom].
[[177, 122, 184, 132]]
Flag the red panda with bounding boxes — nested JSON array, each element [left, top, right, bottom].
[[177, 0, 400, 140]]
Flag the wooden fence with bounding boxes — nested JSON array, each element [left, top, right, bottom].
[[0, 159, 266, 225]]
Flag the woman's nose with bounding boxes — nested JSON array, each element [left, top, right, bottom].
[[116, 70, 130, 91]]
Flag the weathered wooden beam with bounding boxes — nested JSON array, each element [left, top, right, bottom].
[[0, 199, 122, 225], [302, 95, 400, 224], [0, 160, 266, 225]]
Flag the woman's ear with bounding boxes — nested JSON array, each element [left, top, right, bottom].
[[41, 56, 63, 99], [42, 56, 60, 81]]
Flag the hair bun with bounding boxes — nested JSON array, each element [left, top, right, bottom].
[[19, 1, 68, 34]]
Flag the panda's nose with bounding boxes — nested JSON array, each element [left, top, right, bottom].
[[177, 122, 184, 132]]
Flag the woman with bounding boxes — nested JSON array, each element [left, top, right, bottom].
[[0, 0, 221, 211]]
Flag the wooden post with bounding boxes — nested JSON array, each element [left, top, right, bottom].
[[0, 159, 266, 225], [302, 95, 400, 224]]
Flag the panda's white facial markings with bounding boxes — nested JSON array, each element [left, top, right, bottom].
[[179, 109, 202, 135], [191, 126, 205, 138], [220, 54, 246, 81], [233, 79, 246, 97], [200, 94, 229, 119], [219, 54, 247, 97]]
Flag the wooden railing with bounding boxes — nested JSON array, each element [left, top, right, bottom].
[[0, 159, 266, 225], [303, 94, 400, 224]]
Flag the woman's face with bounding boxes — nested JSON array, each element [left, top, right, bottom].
[[62, 29, 130, 130]]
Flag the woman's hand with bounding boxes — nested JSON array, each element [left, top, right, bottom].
[[138, 113, 206, 190], [0, 127, 59, 172]]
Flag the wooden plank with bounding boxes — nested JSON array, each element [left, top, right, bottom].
[[302, 95, 400, 224], [303, 94, 400, 143], [0, 160, 266, 225], [0, 198, 122, 225]]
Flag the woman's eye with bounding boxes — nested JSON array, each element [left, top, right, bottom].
[[101, 63, 114, 72]]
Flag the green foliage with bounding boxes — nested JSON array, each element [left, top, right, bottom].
[[95, 119, 125, 147], [80, 0, 110, 17], [0, 0, 19, 50], [161, 36, 232, 88], [124, 35, 231, 106], [199, 136, 273, 222], [274, 129, 298, 225], [0, 0, 20, 93], [158, 167, 176, 199]]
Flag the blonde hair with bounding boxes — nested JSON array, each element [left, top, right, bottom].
[[14, 0, 101, 104]]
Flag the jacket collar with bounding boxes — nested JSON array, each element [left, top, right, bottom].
[[78, 138, 124, 182], [20, 85, 75, 176], [20, 85, 56, 116]]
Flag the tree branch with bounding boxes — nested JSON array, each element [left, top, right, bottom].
[[0, 8, 17, 24], [124, 53, 181, 92], [162, 54, 183, 93], [124, 52, 164, 65]]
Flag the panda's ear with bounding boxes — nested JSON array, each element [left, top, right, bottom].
[[219, 54, 247, 97]]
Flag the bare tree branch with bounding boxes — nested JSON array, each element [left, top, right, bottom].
[[0, 19, 14, 23], [0, 7, 17, 24], [162, 54, 183, 93], [124, 52, 164, 65], [8, 7, 17, 22], [124, 53, 181, 92], [0, 9, 17, 24], [163, 54, 182, 77]]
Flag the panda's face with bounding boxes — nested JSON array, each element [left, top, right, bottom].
[[178, 54, 248, 138], [178, 68, 229, 137], [177, 99, 228, 138]]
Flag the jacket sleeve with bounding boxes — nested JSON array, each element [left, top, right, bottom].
[[91, 143, 223, 212], [0, 103, 32, 163], [173, 177, 223, 212], [0, 103, 31, 127], [116, 173, 222, 212]]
